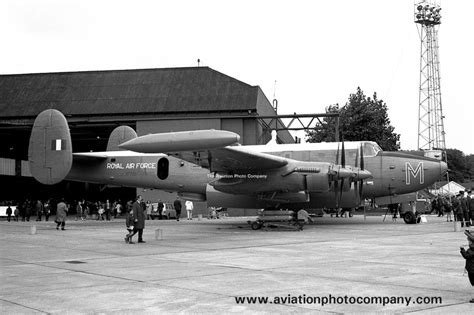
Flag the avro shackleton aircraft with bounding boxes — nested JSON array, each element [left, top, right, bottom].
[[29, 109, 447, 211]]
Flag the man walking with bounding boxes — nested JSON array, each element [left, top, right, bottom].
[[55, 198, 68, 230], [173, 198, 182, 221], [132, 195, 146, 243]]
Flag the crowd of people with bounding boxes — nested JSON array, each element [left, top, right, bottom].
[[1, 197, 148, 223], [432, 190, 474, 227], [2, 199, 53, 223]]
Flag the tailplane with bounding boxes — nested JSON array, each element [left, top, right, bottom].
[[28, 109, 72, 185], [106, 126, 137, 151]]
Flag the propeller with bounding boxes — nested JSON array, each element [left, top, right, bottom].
[[333, 137, 351, 208], [331, 139, 372, 208], [337, 138, 346, 207]]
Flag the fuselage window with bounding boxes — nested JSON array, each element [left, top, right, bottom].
[[157, 157, 169, 180]]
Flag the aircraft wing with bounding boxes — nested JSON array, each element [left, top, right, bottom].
[[172, 147, 288, 172], [118, 129, 288, 172]]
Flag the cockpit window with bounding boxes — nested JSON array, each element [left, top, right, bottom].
[[363, 142, 382, 157]]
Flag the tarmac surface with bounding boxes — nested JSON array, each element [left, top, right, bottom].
[[1, 213, 473, 314]]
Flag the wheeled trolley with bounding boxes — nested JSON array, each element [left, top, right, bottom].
[[248, 210, 304, 231]]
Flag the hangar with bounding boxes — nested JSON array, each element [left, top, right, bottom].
[[0, 66, 293, 210]]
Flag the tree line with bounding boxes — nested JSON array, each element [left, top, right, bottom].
[[306, 87, 473, 184]]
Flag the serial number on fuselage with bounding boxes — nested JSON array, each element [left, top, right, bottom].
[[106, 162, 156, 169]]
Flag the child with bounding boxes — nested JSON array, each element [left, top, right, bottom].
[[460, 230, 474, 303], [124, 209, 136, 244], [97, 204, 105, 221]]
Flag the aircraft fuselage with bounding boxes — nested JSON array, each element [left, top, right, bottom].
[[66, 142, 447, 209]]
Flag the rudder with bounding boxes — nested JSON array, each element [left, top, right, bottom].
[[28, 109, 72, 185]]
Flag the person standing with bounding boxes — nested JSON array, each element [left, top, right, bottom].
[[97, 202, 105, 220], [452, 193, 462, 224], [124, 208, 135, 244], [55, 199, 68, 230], [6, 204, 12, 222], [114, 200, 122, 218], [461, 191, 470, 227], [173, 198, 182, 221], [35, 200, 43, 221], [132, 195, 146, 243], [468, 190, 474, 227], [105, 199, 111, 221], [75, 200, 83, 221], [442, 196, 453, 222], [157, 200, 164, 220], [460, 230, 474, 303], [14, 205, 20, 221], [146, 201, 152, 220], [24, 199, 32, 222], [81, 199, 88, 220], [44, 200, 51, 221], [185, 200, 194, 220]]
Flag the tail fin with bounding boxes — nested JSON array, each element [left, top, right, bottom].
[[28, 109, 72, 185], [106, 126, 137, 151]]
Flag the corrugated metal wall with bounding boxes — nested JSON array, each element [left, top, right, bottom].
[[0, 158, 15, 176], [0, 158, 31, 177]]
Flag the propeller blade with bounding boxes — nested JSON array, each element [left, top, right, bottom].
[[341, 136, 345, 168], [333, 174, 339, 208], [338, 178, 344, 207], [358, 143, 365, 204], [355, 145, 359, 168]]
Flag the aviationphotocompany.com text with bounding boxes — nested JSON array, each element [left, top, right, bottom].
[[234, 294, 442, 307]]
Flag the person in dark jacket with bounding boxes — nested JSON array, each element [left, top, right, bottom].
[[460, 230, 474, 303], [6, 204, 12, 222], [467, 190, 474, 226], [132, 195, 146, 243], [157, 200, 164, 220], [173, 198, 182, 221], [452, 193, 462, 224]]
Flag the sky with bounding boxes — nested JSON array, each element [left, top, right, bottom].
[[1, 0, 473, 155]]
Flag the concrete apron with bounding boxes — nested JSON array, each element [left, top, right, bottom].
[[0, 215, 473, 313]]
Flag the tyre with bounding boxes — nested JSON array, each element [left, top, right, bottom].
[[403, 212, 416, 224], [251, 221, 262, 230]]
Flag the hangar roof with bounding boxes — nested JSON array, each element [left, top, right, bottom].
[[0, 67, 260, 118]]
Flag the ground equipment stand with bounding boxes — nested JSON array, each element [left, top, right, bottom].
[[248, 210, 304, 231]]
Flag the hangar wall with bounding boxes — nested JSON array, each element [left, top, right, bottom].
[[0, 66, 293, 217]]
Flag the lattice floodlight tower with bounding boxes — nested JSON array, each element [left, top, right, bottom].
[[414, 1, 446, 151]]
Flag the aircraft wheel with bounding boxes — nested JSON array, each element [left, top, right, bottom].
[[403, 212, 416, 224], [251, 221, 262, 230]]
